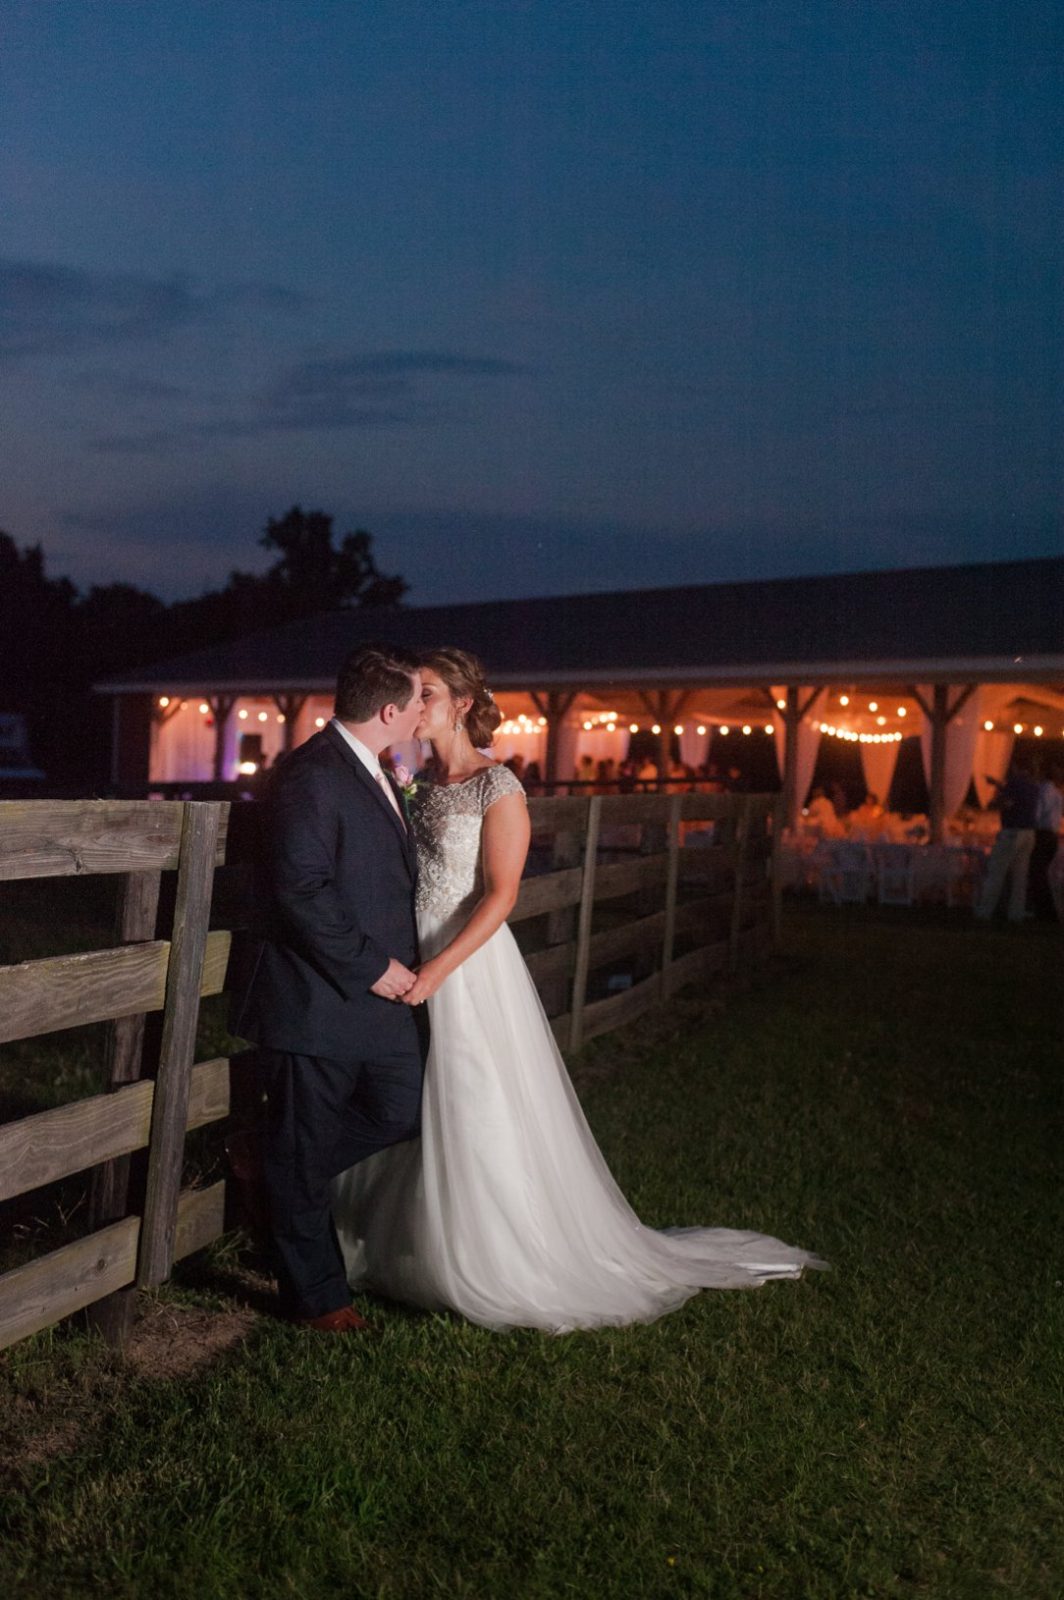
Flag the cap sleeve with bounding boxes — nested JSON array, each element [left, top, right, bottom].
[[479, 763, 526, 812]]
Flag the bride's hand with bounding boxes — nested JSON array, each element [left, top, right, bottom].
[[403, 961, 444, 1006]]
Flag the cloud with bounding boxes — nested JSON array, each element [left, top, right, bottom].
[[86, 347, 528, 452], [0, 258, 310, 360]]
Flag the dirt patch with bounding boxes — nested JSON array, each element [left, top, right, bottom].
[[122, 1297, 260, 1381]]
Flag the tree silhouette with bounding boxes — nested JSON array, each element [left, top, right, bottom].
[[0, 510, 407, 786]]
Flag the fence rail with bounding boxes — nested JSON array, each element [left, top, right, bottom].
[[0, 789, 779, 1353]]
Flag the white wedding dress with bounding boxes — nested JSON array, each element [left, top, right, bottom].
[[332, 764, 824, 1332]]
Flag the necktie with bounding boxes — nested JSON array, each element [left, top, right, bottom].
[[375, 769, 405, 827]]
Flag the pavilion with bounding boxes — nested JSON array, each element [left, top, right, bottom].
[[99, 554, 1064, 841]]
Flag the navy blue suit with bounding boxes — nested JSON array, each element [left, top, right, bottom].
[[230, 724, 425, 1318]]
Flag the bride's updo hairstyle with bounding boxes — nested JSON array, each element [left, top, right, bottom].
[[420, 648, 502, 749]]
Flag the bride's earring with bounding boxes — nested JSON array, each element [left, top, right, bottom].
[[454, 716, 464, 733]]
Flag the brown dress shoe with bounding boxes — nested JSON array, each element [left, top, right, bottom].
[[295, 1305, 371, 1334]]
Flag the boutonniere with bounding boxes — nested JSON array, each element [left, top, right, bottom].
[[392, 764, 420, 800]]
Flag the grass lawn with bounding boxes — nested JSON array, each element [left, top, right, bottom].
[[1, 903, 1061, 1599]]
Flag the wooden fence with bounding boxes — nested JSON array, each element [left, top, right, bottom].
[[0, 790, 778, 1353]]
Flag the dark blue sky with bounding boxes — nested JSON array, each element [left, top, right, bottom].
[[2, 0, 1061, 602]]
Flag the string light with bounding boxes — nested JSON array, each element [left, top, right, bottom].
[[868, 701, 878, 712], [764, 724, 774, 735], [258, 712, 268, 722], [651, 723, 662, 734], [674, 724, 684, 734], [1034, 725, 1044, 737], [742, 724, 752, 735], [238, 709, 249, 720], [897, 707, 907, 718], [629, 723, 639, 733], [198, 703, 209, 715], [696, 724, 706, 735], [839, 695, 850, 707], [983, 720, 994, 731], [720, 725, 730, 735], [1014, 723, 1023, 735], [314, 717, 325, 727], [819, 722, 903, 745], [158, 696, 170, 708], [776, 698, 786, 710]]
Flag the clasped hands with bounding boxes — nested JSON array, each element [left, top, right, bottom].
[[369, 956, 442, 1007]]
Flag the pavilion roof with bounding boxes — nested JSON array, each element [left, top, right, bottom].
[[98, 554, 1064, 693]]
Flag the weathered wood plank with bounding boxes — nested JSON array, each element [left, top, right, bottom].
[[662, 939, 730, 998], [139, 804, 224, 1288], [568, 796, 602, 1052], [0, 1083, 154, 1205], [0, 1058, 231, 1206], [593, 852, 670, 901], [173, 1180, 226, 1263], [550, 1012, 572, 1051], [86, 868, 163, 1294], [597, 793, 677, 825], [0, 941, 170, 1044], [0, 800, 228, 881], [729, 798, 752, 972], [0, 1217, 139, 1351], [527, 796, 592, 832], [586, 911, 666, 971], [660, 796, 682, 987], [0, 1184, 228, 1352], [511, 866, 583, 922], [0, 928, 231, 1045], [580, 973, 661, 1044], [523, 941, 576, 987]]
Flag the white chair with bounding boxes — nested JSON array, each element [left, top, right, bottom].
[[876, 844, 916, 906], [817, 841, 874, 905]]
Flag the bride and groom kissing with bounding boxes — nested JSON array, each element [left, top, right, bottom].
[[231, 642, 823, 1335]]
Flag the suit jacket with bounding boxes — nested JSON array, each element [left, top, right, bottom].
[[229, 723, 420, 1059]]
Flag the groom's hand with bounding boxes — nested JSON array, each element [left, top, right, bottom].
[[370, 958, 417, 1000]]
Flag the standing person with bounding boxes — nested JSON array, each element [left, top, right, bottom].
[[332, 648, 824, 1332], [1028, 763, 1063, 921], [230, 643, 426, 1333], [974, 758, 1041, 922]]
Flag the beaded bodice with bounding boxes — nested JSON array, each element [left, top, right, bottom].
[[411, 764, 525, 921]]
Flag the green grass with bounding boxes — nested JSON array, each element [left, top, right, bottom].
[[1, 905, 1062, 1599]]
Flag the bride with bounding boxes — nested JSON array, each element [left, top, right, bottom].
[[332, 648, 824, 1332]]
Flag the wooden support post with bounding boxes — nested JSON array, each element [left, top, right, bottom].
[[728, 796, 752, 972], [272, 693, 308, 755], [779, 686, 823, 833], [660, 795, 682, 994], [208, 695, 238, 781], [84, 868, 163, 1345], [540, 690, 576, 786], [568, 796, 602, 1053], [138, 802, 223, 1288]]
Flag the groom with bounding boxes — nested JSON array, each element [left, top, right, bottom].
[[231, 642, 426, 1333]]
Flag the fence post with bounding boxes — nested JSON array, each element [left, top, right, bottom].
[[567, 796, 602, 1053], [84, 868, 163, 1344], [137, 802, 222, 1288], [660, 795, 682, 996], [728, 796, 752, 972], [770, 794, 785, 949]]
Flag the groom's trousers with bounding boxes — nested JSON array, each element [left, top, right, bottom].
[[259, 1040, 424, 1319]]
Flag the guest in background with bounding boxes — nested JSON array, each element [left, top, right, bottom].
[[505, 753, 526, 785], [849, 792, 884, 838], [595, 757, 616, 793], [636, 755, 659, 787], [806, 785, 844, 837], [1028, 762, 1063, 921], [617, 757, 637, 793], [524, 759, 542, 793], [974, 757, 1041, 922], [577, 754, 596, 788], [830, 781, 850, 821]]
